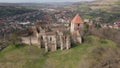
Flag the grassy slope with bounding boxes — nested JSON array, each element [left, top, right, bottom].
[[0, 36, 117, 68]]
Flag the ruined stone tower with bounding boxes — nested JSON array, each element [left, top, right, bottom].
[[70, 14, 83, 43]]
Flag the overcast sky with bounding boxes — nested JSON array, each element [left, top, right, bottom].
[[0, 0, 94, 3]]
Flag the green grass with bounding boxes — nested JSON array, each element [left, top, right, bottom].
[[0, 36, 117, 68], [0, 45, 46, 68]]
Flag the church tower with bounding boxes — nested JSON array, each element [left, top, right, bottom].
[[70, 14, 83, 43]]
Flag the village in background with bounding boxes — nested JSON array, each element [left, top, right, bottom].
[[0, 0, 120, 68]]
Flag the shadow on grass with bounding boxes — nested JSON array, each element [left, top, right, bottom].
[[14, 43, 25, 48]]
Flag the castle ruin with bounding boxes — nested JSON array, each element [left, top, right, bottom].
[[21, 14, 84, 52]]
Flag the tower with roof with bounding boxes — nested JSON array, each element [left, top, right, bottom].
[[70, 14, 83, 44]]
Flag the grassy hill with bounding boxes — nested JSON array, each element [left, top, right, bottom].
[[0, 36, 118, 68]]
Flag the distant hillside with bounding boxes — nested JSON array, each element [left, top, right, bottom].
[[0, 6, 35, 18], [72, 0, 120, 12], [0, 2, 73, 7], [88, 0, 120, 10], [93, 0, 119, 4], [72, 0, 120, 23]]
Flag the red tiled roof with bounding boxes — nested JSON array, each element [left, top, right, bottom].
[[71, 14, 83, 24], [115, 20, 120, 23]]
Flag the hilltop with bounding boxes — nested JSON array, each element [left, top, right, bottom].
[[0, 36, 119, 68]]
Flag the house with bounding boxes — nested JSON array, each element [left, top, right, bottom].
[[113, 19, 120, 29]]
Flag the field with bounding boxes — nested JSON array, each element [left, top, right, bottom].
[[0, 36, 117, 68]]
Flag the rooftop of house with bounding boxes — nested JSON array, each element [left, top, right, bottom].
[[114, 19, 120, 23]]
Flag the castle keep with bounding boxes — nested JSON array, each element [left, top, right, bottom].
[[21, 14, 84, 52]]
